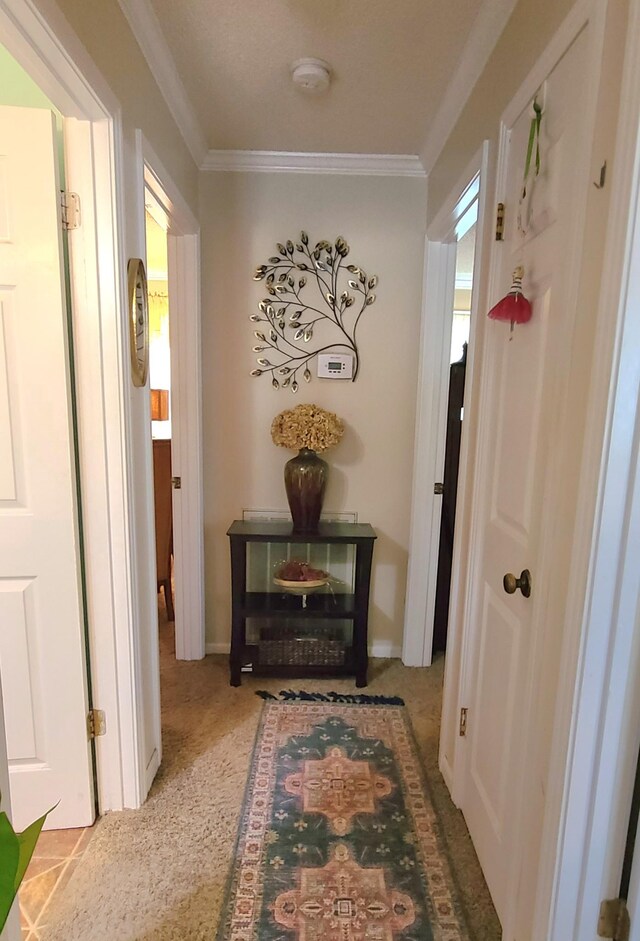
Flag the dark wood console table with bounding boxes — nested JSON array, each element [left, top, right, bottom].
[[227, 520, 376, 687]]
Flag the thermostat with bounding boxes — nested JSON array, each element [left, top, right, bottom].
[[317, 352, 354, 380]]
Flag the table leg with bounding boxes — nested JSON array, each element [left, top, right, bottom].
[[356, 668, 368, 688], [353, 540, 374, 688], [230, 658, 242, 687], [229, 538, 247, 687]]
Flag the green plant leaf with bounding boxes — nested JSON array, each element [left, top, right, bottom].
[[15, 810, 49, 891], [0, 812, 20, 931], [0, 806, 54, 933]]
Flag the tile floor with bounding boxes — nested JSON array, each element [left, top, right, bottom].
[[19, 826, 94, 940]]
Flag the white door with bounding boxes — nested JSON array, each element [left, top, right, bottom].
[[460, 29, 591, 930], [0, 106, 94, 830]]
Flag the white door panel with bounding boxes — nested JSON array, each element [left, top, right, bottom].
[[0, 106, 94, 830], [490, 288, 550, 542], [470, 588, 521, 832], [461, 28, 590, 930]]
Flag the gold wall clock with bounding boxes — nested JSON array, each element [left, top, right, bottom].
[[127, 257, 149, 387]]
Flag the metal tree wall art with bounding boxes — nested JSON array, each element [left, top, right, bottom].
[[250, 232, 378, 391]]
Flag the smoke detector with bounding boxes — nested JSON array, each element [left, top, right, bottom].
[[290, 58, 331, 94]]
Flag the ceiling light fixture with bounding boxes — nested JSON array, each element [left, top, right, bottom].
[[290, 58, 331, 95]]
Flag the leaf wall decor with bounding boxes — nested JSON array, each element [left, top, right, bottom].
[[250, 233, 377, 390]]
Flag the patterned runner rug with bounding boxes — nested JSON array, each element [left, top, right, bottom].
[[216, 694, 470, 941]]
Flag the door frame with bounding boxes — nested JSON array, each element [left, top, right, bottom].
[[0, 0, 147, 812], [542, 0, 640, 935], [403, 142, 489, 670], [137, 132, 205, 662]]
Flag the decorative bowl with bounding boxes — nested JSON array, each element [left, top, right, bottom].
[[273, 577, 329, 595]]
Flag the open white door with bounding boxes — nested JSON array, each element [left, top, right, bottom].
[[459, 25, 593, 933], [0, 106, 94, 830]]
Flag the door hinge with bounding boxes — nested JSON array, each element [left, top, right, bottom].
[[598, 898, 630, 941], [87, 709, 106, 739], [61, 191, 81, 230], [172, 476, 182, 490], [434, 482, 444, 495], [495, 202, 505, 241], [459, 707, 468, 737]]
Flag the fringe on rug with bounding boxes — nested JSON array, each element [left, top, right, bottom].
[[256, 689, 405, 705]]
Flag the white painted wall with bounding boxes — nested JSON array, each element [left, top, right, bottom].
[[200, 171, 427, 656], [0, 43, 57, 109]]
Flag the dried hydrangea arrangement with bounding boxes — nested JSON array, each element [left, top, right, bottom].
[[251, 232, 377, 391], [271, 404, 344, 453]]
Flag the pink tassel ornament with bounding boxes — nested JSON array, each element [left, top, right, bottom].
[[488, 266, 532, 331]]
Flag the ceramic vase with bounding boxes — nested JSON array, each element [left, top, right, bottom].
[[284, 448, 327, 533]]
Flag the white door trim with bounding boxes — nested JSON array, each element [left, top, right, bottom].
[[542, 0, 640, 934], [437, 143, 494, 797], [137, 132, 205, 662], [0, 0, 144, 811], [402, 239, 455, 667], [403, 144, 489, 669], [166, 232, 205, 660]]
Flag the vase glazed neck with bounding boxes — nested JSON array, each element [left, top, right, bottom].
[[298, 447, 317, 457]]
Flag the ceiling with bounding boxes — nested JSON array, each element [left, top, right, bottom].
[[148, 0, 486, 156]]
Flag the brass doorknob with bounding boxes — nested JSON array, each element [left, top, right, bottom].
[[503, 569, 532, 598]]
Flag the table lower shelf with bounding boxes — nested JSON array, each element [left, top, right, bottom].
[[230, 644, 367, 686]]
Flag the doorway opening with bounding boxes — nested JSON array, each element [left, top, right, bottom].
[[404, 153, 487, 670], [139, 147, 204, 666], [432, 207, 477, 656], [145, 195, 176, 649], [125, 142, 204, 812]]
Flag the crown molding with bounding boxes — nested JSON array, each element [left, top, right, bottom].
[[201, 149, 426, 177], [117, 0, 208, 167], [420, 0, 518, 174]]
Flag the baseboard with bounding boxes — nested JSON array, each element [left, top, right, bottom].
[[143, 747, 160, 802], [370, 642, 403, 659], [205, 641, 402, 659]]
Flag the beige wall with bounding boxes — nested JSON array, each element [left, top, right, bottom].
[[427, 0, 576, 223], [47, 0, 199, 215], [200, 171, 427, 654]]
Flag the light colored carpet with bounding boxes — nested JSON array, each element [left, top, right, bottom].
[[42, 613, 500, 940]]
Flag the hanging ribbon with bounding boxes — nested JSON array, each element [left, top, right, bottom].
[[517, 97, 543, 235]]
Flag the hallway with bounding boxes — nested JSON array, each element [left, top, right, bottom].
[[39, 604, 499, 940]]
